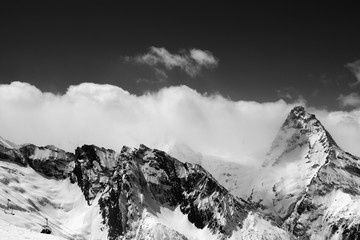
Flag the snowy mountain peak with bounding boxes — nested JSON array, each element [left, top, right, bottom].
[[263, 106, 337, 167], [288, 106, 336, 146], [284, 106, 323, 132], [288, 105, 306, 118]]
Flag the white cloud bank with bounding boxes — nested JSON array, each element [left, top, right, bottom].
[[126, 47, 218, 77], [0, 82, 360, 164], [338, 92, 360, 108]]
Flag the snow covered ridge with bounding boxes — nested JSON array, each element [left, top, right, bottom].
[[0, 141, 75, 179], [0, 137, 289, 239]]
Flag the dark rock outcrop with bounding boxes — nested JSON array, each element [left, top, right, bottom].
[[19, 144, 75, 179]]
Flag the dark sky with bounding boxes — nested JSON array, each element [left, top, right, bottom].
[[1, 1, 360, 109]]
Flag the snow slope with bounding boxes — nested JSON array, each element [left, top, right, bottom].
[[0, 159, 107, 240], [284, 144, 360, 239]]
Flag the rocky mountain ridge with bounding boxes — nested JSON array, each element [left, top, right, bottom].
[[74, 144, 250, 239], [0, 136, 288, 239]]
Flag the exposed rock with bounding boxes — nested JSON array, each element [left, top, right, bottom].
[[19, 144, 75, 179], [74, 144, 249, 239]]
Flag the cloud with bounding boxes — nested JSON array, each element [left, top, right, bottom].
[[136, 68, 168, 84], [0, 82, 360, 166], [345, 59, 360, 87], [337, 92, 360, 108], [189, 49, 218, 66], [126, 47, 218, 77]]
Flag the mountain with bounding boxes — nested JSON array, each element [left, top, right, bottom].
[[244, 106, 360, 239], [2, 105, 358, 240], [0, 138, 289, 239], [248, 106, 338, 219]]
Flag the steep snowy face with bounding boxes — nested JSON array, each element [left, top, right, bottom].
[[19, 144, 75, 179], [284, 146, 360, 239], [264, 105, 336, 167], [73, 144, 249, 240]]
